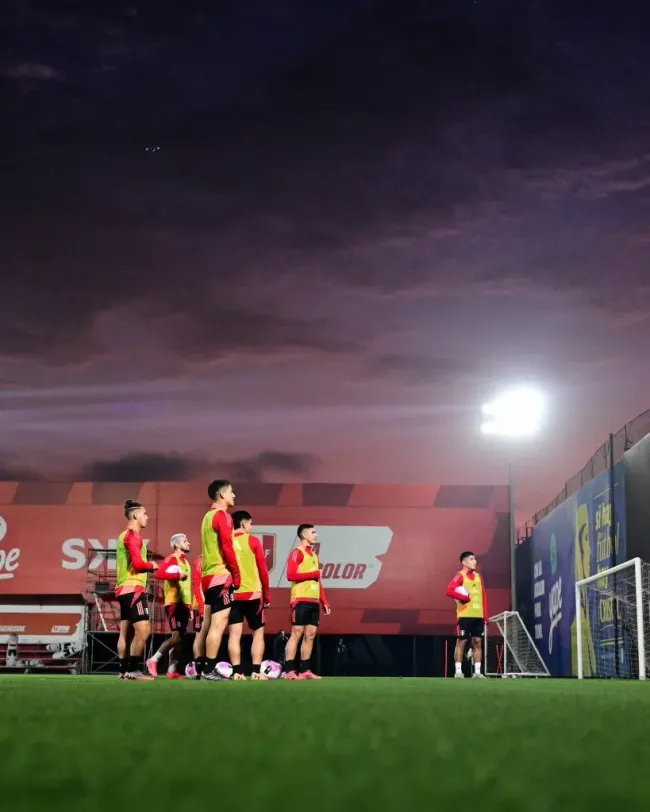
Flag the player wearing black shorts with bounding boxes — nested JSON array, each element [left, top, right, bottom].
[[115, 499, 157, 681], [283, 524, 331, 680], [446, 550, 488, 678], [200, 480, 241, 682], [146, 533, 192, 680], [227, 511, 271, 680]]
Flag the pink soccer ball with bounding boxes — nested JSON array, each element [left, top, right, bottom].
[[216, 661, 233, 680], [261, 660, 282, 680]]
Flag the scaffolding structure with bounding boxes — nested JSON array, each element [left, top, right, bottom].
[[83, 548, 163, 674]]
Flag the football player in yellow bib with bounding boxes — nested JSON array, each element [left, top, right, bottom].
[[146, 533, 192, 679], [446, 551, 488, 678], [283, 524, 330, 679]]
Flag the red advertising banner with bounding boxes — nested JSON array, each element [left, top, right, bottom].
[[0, 481, 510, 635]]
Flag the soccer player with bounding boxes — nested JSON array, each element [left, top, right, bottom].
[[228, 510, 272, 680], [201, 479, 241, 681], [184, 551, 208, 679], [283, 523, 330, 680], [146, 533, 192, 679], [116, 499, 158, 681], [446, 550, 488, 678]]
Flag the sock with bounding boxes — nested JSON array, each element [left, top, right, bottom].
[[168, 662, 177, 674], [474, 661, 481, 674], [284, 659, 297, 674], [233, 663, 243, 675], [455, 662, 462, 674], [196, 657, 205, 676], [128, 656, 140, 673], [299, 659, 311, 674], [205, 657, 217, 674], [152, 651, 163, 663], [119, 658, 128, 674], [252, 663, 261, 674]]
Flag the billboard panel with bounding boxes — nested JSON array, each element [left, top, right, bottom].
[[529, 462, 626, 676], [0, 481, 510, 635]]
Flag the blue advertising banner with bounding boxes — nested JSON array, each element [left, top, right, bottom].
[[529, 462, 626, 677]]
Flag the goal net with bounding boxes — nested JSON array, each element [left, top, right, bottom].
[[575, 557, 649, 679], [484, 611, 550, 678]]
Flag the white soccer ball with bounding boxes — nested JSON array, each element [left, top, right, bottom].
[[456, 586, 469, 597], [216, 661, 233, 680], [166, 565, 182, 575], [261, 660, 282, 680]]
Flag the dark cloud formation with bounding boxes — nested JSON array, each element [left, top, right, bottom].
[[228, 451, 320, 482], [82, 453, 199, 482], [78, 450, 319, 483]]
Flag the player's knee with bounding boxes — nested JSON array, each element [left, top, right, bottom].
[[291, 626, 304, 639], [305, 626, 317, 641], [136, 621, 151, 639]]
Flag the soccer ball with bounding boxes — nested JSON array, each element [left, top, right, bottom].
[[456, 586, 469, 597], [166, 565, 182, 575], [216, 661, 233, 680], [261, 660, 282, 680]]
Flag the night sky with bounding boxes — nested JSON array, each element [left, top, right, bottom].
[[2, 0, 650, 522]]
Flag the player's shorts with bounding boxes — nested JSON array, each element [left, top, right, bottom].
[[457, 617, 485, 640], [229, 599, 265, 630], [292, 602, 320, 628], [118, 593, 149, 624], [167, 604, 191, 633], [204, 584, 234, 614], [193, 610, 203, 633]]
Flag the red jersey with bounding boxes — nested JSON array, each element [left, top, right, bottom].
[[287, 546, 329, 610]]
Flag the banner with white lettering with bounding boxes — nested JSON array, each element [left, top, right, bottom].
[[529, 463, 627, 677]]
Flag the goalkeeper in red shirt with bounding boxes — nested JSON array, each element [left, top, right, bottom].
[[446, 551, 488, 678]]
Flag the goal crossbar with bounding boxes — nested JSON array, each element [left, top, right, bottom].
[[575, 557, 646, 680]]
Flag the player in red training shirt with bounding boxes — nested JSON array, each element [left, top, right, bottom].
[[146, 533, 192, 679], [446, 551, 488, 678], [200, 479, 241, 681], [185, 553, 207, 679], [116, 499, 158, 680], [228, 510, 272, 680], [283, 524, 330, 680]]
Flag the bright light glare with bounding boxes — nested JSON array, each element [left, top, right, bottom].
[[480, 386, 545, 438]]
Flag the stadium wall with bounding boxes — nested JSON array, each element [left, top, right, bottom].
[[0, 481, 510, 637], [623, 432, 650, 562], [525, 462, 626, 677]]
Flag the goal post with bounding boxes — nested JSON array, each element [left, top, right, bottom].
[[575, 557, 648, 680], [484, 611, 550, 677]]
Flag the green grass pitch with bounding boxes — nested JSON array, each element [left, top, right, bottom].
[[0, 676, 647, 810]]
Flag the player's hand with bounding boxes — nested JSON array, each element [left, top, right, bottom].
[[324, 604, 331, 616], [263, 602, 271, 609], [150, 561, 158, 571], [180, 573, 188, 581]]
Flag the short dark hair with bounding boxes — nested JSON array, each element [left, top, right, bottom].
[[297, 523, 314, 539], [232, 510, 252, 530], [208, 479, 231, 501], [460, 550, 475, 563], [124, 499, 143, 519]]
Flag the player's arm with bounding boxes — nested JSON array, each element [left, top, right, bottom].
[[154, 555, 183, 581], [481, 577, 488, 621], [319, 579, 330, 614], [212, 511, 241, 588], [250, 536, 271, 605], [445, 573, 470, 602], [124, 532, 156, 572], [286, 549, 320, 582], [192, 558, 205, 614]]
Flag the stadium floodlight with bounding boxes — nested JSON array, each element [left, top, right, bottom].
[[480, 385, 546, 617], [480, 386, 545, 438]]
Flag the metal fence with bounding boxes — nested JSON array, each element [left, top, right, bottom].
[[529, 408, 650, 527]]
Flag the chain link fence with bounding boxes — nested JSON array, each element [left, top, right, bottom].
[[529, 408, 650, 527]]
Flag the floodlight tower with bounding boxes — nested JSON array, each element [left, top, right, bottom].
[[480, 386, 545, 610]]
